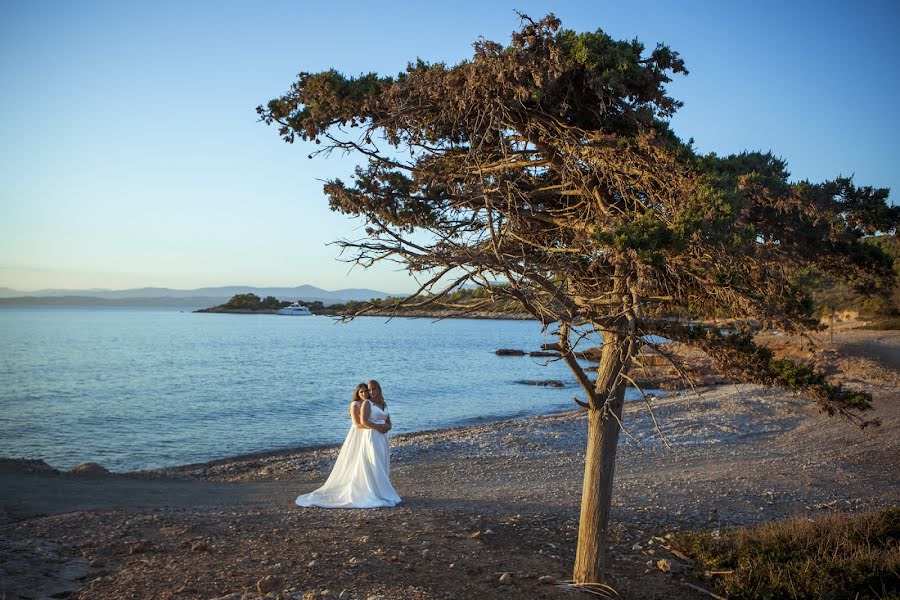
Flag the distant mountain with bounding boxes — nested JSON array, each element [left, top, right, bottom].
[[0, 285, 400, 307], [0, 296, 229, 308]]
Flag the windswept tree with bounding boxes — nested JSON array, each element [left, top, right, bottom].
[[259, 15, 898, 585]]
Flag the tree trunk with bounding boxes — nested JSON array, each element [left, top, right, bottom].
[[572, 333, 629, 584]]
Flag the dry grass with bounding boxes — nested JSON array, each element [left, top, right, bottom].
[[861, 317, 900, 331], [674, 508, 900, 600]]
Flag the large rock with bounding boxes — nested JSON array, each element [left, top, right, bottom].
[[576, 347, 604, 361], [0, 458, 58, 474], [515, 380, 565, 387], [256, 575, 282, 594], [68, 462, 110, 477], [495, 348, 525, 356]]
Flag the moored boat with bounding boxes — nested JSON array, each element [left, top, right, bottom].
[[276, 302, 312, 316]]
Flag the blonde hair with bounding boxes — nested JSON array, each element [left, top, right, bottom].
[[367, 380, 385, 407]]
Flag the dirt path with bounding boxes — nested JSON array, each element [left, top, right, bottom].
[[833, 330, 900, 371], [0, 472, 286, 520]]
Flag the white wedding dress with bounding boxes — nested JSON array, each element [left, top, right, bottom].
[[295, 400, 401, 508]]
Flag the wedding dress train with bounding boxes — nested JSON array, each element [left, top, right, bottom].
[[295, 401, 401, 508]]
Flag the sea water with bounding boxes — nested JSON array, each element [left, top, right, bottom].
[[0, 307, 645, 472]]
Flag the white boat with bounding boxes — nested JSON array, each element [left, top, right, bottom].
[[276, 302, 312, 316]]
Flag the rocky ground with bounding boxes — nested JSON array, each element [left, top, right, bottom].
[[1, 326, 898, 600]]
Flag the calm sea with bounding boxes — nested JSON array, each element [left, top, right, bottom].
[[0, 307, 644, 472]]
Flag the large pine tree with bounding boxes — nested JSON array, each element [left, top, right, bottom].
[[259, 15, 897, 584]]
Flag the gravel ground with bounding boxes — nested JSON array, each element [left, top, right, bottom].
[[1, 327, 897, 600]]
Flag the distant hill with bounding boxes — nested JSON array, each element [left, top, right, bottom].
[[0, 285, 400, 307], [0, 296, 229, 308]]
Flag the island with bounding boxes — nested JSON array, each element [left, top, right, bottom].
[[196, 290, 532, 319], [195, 293, 321, 314]]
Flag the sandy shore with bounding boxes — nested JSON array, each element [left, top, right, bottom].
[[1, 327, 898, 599]]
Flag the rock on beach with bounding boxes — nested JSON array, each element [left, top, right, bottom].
[[68, 462, 110, 477], [515, 380, 565, 387]]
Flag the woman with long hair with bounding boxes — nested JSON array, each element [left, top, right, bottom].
[[295, 381, 401, 508]]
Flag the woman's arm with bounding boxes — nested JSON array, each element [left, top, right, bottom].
[[349, 402, 363, 428], [361, 400, 389, 434]]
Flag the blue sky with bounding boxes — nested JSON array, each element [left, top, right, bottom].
[[1, 0, 897, 293]]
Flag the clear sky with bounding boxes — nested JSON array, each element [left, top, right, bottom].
[[1, 0, 897, 293]]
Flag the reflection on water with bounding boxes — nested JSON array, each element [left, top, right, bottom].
[[0, 308, 650, 471]]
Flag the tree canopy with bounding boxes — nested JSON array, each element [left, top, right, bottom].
[[260, 14, 895, 421], [259, 13, 897, 583], [224, 293, 286, 311]]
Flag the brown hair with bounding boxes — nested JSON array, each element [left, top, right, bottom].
[[352, 383, 368, 404]]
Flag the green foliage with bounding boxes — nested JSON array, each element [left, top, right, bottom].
[[658, 325, 875, 419], [867, 233, 900, 263], [325, 162, 440, 232], [224, 293, 263, 309], [260, 13, 893, 429], [674, 508, 900, 600], [701, 150, 792, 191], [766, 355, 872, 410], [795, 235, 900, 317], [820, 383, 874, 411], [555, 25, 687, 123], [691, 151, 898, 320], [223, 294, 289, 311], [765, 357, 873, 410], [261, 70, 389, 142], [861, 317, 900, 330], [595, 212, 680, 263], [262, 296, 282, 309], [674, 174, 745, 247], [768, 358, 824, 388], [326, 286, 523, 315]]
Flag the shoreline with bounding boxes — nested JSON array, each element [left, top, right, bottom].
[[10, 321, 889, 477], [6, 325, 895, 483], [147, 404, 589, 478], [0, 401, 593, 477], [195, 307, 535, 320], [8, 377, 897, 503], [5, 384, 681, 477], [7, 322, 893, 478]]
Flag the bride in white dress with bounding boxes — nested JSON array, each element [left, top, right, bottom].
[[295, 381, 401, 508]]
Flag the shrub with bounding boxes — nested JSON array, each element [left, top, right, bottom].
[[674, 508, 900, 600]]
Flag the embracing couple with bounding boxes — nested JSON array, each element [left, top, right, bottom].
[[295, 380, 401, 509]]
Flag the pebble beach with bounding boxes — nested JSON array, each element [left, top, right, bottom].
[[1, 327, 898, 599]]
